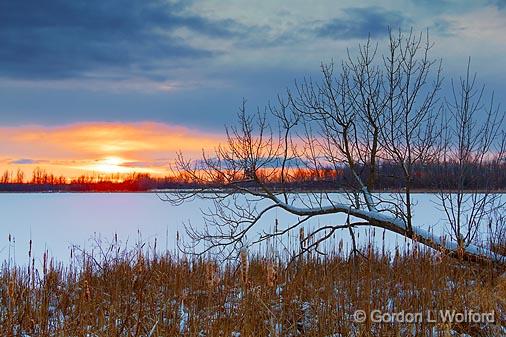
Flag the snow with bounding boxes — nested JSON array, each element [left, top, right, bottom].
[[0, 192, 503, 265]]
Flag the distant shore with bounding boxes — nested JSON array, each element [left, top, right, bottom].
[[1, 188, 505, 194]]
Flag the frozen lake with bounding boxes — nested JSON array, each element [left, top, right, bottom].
[[0, 192, 501, 265]]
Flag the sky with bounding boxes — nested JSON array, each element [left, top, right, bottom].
[[0, 0, 505, 178]]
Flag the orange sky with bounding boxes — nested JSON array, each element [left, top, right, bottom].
[[0, 122, 224, 179]]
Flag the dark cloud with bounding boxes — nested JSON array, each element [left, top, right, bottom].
[[431, 18, 457, 35], [410, 0, 504, 12], [9, 158, 40, 165], [0, 0, 246, 80], [315, 7, 411, 40], [121, 160, 171, 168], [489, 0, 506, 9], [0, 65, 307, 130], [410, 0, 453, 8]]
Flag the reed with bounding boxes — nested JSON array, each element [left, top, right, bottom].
[[0, 237, 504, 336]]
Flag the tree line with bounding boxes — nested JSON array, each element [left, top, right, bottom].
[[0, 158, 504, 192]]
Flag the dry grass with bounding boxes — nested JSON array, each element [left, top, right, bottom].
[[1, 240, 506, 336]]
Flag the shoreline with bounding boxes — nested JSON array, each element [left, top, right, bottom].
[[1, 188, 505, 194]]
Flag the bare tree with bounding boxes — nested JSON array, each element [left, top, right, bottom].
[[164, 30, 505, 265], [437, 59, 505, 254]]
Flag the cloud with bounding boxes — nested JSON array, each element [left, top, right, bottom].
[[410, 0, 456, 10], [489, 0, 506, 9], [431, 18, 460, 35], [0, 122, 224, 176], [0, 0, 248, 80], [315, 7, 411, 40], [9, 158, 41, 165], [121, 160, 171, 168], [2, 121, 223, 157]]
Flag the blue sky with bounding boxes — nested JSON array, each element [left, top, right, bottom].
[[0, 0, 505, 176]]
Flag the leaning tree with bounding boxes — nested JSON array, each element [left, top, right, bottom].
[[165, 30, 505, 265]]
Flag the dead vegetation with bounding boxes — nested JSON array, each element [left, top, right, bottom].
[[1, 237, 505, 336]]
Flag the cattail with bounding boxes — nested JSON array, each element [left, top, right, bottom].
[[299, 227, 305, 249], [205, 262, 213, 287], [43, 251, 47, 275], [8, 280, 15, 301], [413, 244, 419, 259], [240, 248, 249, 287], [31, 258, 35, 289], [83, 280, 91, 301], [266, 261, 277, 288], [205, 262, 220, 289], [135, 253, 145, 274]]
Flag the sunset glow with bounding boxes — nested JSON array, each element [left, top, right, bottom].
[[83, 156, 136, 174], [0, 122, 224, 178]]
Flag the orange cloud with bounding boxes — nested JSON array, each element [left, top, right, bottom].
[[0, 122, 224, 177]]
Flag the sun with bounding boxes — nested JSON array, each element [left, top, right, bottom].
[[76, 155, 161, 176], [89, 156, 133, 174]]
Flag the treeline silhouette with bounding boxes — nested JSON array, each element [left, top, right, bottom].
[[0, 161, 505, 192], [0, 168, 191, 192]]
